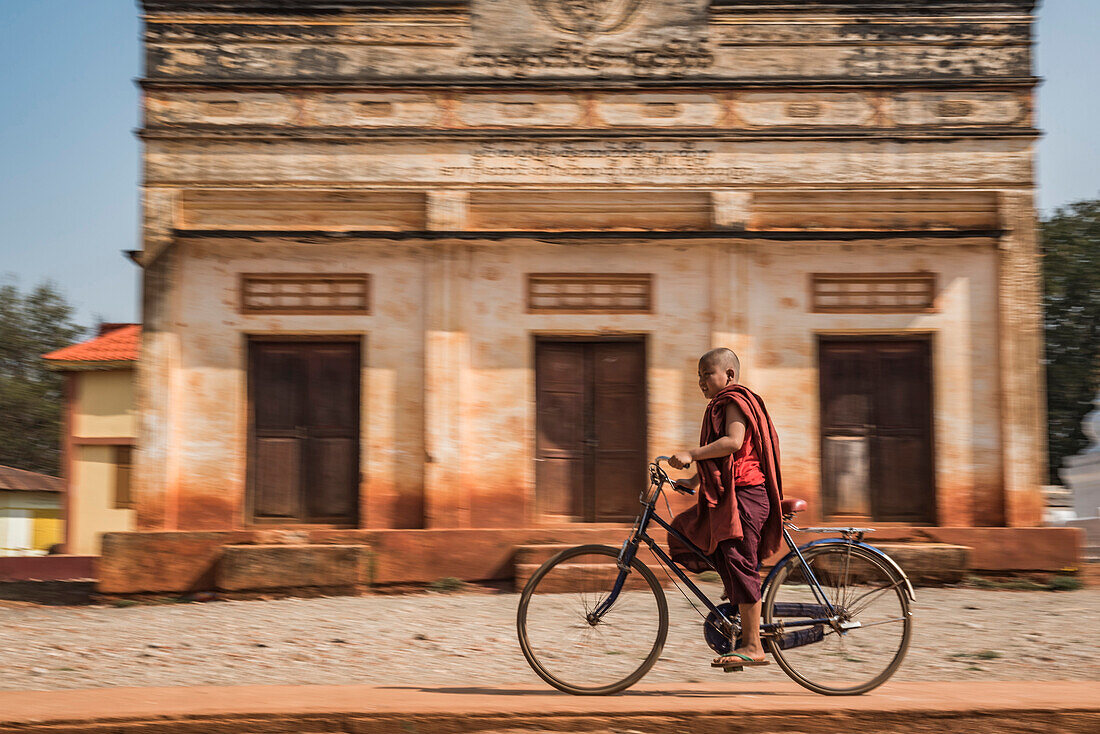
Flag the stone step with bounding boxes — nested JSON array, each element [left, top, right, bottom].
[[514, 543, 609, 567], [515, 562, 674, 593], [516, 541, 971, 589], [216, 544, 371, 592], [871, 543, 970, 585]]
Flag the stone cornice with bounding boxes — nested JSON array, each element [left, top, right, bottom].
[[709, 0, 1036, 15], [171, 228, 1005, 242], [138, 76, 1041, 91], [141, 0, 467, 14], [137, 125, 1041, 142]]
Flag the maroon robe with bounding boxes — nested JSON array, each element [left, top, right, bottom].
[[669, 384, 784, 571]]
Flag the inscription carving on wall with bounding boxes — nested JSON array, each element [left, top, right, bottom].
[[442, 141, 748, 182], [461, 39, 712, 75]]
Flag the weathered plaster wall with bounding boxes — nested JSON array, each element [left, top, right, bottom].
[[741, 241, 1002, 526], [132, 0, 1046, 533], [165, 239, 425, 529]]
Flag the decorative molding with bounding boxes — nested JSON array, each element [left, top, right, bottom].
[[179, 189, 427, 231], [426, 190, 469, 230], [530, 0, 647, 37], [711, 191, 752, 230], [467, 190, 712, 231]]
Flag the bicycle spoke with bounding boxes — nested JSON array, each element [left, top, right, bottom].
[[847, 617, 907, 629], [518, 546, 668, 695], [846, 578, 904, 617], [765, 544, 911, 696]]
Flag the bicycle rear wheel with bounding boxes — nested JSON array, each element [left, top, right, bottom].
[[517, 544, 668, 695], [763, 543, 912, 695]]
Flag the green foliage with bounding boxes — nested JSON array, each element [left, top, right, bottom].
[[1047, 575, 1083, 592], [0, 279, 85, 476], [429, 576, 466, 592], [1041, 200, 1100, 482]]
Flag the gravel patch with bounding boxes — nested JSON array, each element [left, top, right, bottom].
[[1, 585, 1096, 691]]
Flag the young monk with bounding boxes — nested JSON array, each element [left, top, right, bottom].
[[667, 347, 783, 670]]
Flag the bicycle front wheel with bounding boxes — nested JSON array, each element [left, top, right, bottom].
[[763, 543, 912, 695], [517, 544, 668, 695]]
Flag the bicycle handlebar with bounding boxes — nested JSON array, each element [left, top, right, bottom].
[[652, 457, 695, 495]]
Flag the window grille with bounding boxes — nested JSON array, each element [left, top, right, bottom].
[[527, 274, 653, 313], [811, 273, 935, 313], [240, 274, 370, 315]]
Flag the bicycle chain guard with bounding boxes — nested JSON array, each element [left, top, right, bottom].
[[703, 603, 741, 654]]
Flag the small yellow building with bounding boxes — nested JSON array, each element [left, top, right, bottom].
[[42, 324, 139, 555], [0, 465, 63, 556]]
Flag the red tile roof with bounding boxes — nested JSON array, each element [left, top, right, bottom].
[[0, 464, 63, 493], [42, 324, 140, 364]]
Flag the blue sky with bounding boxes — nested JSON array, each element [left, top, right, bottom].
[[1, 1, 1098, 326]]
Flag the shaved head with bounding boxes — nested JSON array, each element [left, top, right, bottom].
[[699, 348, 740, 381]]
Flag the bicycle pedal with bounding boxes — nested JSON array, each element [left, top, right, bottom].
[[723, 665, 743, 673]]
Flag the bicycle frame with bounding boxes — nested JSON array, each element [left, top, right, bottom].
[[592, 464, 845, 636]]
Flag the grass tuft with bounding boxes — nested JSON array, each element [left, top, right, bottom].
[[1048, 575, 1083, 592], [429, 577, 465, 593]]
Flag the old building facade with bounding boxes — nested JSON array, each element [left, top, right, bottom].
[[111, 0, 1069, 590]]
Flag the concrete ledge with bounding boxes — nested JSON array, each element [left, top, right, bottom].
[[216, 544, 371, 591], [0, 681, 1095, 734], [871, 543, 970, 585], [99, 531, 253, 594], [98, 526, 1083, 594], [0, 555, 95, 582]]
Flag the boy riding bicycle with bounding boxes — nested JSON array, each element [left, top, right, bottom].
[[667, 348, 784, 670]]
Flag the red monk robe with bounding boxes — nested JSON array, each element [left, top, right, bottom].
[[668, 384, 784, 572]]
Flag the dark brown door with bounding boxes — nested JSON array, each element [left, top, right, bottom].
[[249, 341, 360, 524], [535, 339, 646, 522], [819, 338, 934, 523]]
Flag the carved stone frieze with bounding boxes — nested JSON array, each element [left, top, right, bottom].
[[142, 88, 1034, 132], [144, 137, 1034, 188], [735, 93, 875, 128], [888, 92, 1027, 126], [142, 0, 1033, 82]]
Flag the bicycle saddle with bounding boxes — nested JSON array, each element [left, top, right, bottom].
[[781, 498, 807, 515]]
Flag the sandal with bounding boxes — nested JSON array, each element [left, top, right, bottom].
[[712, 650, 770, 670]]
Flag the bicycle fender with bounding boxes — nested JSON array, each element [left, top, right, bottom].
[[763, 539, 916, 603]]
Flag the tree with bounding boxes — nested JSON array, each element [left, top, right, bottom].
[[0, 279, 85, 476], [1041, 198, 1100, 483]]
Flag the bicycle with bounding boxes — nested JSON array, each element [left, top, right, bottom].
[[517, 456, 915, 696]]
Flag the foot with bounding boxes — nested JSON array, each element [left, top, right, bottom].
[[712, 645, 768, 668]]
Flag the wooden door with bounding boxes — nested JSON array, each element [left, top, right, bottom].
[[819, 338, 934, 523], [249, 341, 360, 524], [535, 339, 646, 522]]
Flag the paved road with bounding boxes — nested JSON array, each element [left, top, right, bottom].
[[0, 681, 1097, 734], [1, 584, 1096, 691]]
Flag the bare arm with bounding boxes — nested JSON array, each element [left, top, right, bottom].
[[669, 403, 746, 469]]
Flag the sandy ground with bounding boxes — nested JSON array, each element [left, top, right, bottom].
[[1, 583, 1096, 692]]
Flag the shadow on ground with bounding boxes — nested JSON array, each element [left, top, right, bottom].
[[0, 581, 95, 606], [381, 685, 786, 697]]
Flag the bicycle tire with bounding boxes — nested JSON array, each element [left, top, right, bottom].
[[517, 544, 669, 695], [763, 543, 912, 696]]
